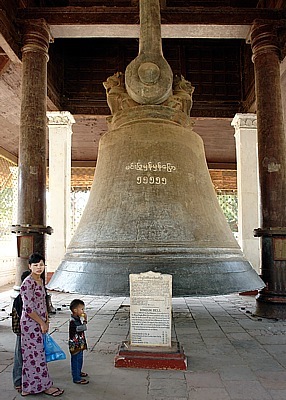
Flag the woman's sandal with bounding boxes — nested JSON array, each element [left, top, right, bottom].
[[15, 385, 22, 393], [75, 379, 89, 385], [80, 372, 88, 377], [44, 388, 64, 397], [21, 388, 64, 397]]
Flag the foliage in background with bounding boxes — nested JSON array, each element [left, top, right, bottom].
[[0, 156, 16, 240], [217, 191, 238, 233], [0, 187, 13, 237]]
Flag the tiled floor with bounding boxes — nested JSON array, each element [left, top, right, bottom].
[[1, 285, 286, 399]]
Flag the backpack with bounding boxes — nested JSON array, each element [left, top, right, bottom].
[[11, 294, 22, 334]]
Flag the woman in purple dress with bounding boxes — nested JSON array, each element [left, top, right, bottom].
[[20, 253, 64, 397]]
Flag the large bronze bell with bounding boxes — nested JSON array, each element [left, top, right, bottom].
[[47, 0, 264, 296]]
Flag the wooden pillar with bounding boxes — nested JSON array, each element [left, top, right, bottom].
[[251, 20, 286, 318], [12, 20, 52, 288]]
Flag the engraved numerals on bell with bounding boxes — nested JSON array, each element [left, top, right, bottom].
[[136, 176, 167, 185]]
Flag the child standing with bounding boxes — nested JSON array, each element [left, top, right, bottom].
[[69, 299, 89, 384]]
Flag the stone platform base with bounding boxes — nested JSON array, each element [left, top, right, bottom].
[[114, 341, 187, 370]]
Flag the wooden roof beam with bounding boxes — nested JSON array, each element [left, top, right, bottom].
[[18, 6, 285, 26], [0, 9, 21, 62], [17, 6, 286, 40]]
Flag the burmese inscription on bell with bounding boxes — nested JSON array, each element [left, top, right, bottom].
[[130, 271, 172, 347]]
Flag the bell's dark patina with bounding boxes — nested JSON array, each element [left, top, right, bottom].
[[47, 0, 264, 296]]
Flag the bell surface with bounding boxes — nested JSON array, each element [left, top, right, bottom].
[[47, 105, 264, 296]]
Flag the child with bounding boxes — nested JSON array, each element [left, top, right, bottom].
[[69, 299, 89, 384]]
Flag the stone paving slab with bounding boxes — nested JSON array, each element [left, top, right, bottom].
[[1, 286, 286, 399]]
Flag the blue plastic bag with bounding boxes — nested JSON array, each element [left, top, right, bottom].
[[43, 333, 66, 363]]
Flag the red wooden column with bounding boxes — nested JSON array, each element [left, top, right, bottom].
[[251, 20, 286, 318], [12, 20, 52, 287]]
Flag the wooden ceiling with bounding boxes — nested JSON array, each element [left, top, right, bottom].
[[0, 0, 285, 169]]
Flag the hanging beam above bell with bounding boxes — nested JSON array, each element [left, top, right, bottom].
[[125, 0, 173, 104]]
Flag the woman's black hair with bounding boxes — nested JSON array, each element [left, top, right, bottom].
[[28, 252, 45, 265], [28, 252, 46, 284], [21, 270, 31, 282]]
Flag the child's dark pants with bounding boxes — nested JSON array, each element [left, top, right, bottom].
[[71, 350, 83, 383]]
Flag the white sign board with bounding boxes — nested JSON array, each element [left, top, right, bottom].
[[130, 271, 172, 347]]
